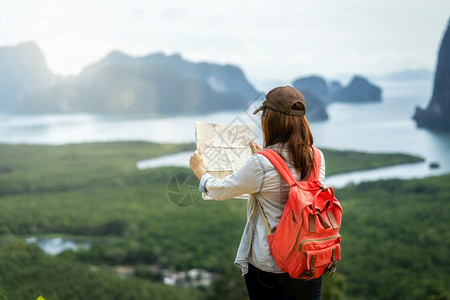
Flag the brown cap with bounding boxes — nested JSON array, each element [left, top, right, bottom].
[[253, 86, 306, 116]]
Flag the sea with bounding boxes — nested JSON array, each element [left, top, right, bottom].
[[1, 79, 449, 188]]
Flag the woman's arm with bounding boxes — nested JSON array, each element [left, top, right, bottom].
[[189, 145, 265, 201], [319, 150, 326, 183]]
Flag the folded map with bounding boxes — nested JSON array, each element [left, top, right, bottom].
[[195, 121, 255, 199]]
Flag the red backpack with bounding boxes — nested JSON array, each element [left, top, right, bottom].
[[255, 147, 342, 280]]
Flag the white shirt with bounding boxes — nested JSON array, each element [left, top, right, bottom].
[[199, 144, 326, 275]]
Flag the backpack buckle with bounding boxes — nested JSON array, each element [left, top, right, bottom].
[[326, 248, 338, 277], [300, 268, 316, 281]]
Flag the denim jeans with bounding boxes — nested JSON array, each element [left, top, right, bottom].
[[244, 263, 323, 300]]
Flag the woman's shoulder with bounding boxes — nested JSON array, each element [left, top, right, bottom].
[[312, 146, 325, 162], [251, 151, 274, 168]]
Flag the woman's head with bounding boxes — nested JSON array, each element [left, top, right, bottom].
[[253, 86, 314, 179]]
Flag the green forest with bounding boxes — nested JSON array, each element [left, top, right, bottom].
[[0, 142, 448, 300]]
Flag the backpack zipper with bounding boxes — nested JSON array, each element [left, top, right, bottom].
[[298, 234, 341, 251]]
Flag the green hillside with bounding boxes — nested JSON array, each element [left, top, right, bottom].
[[337, 176, 450, 299], [0, 239, 205, 300], [0, 142, 445, 300]]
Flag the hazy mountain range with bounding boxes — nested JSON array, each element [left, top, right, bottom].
[[0, 41, 416, 122], [0, 42, 259, 117]]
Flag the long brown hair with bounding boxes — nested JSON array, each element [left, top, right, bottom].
[[261, 105, 315, 180]]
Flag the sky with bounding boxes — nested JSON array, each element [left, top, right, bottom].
[[1, 0, 449, 88]]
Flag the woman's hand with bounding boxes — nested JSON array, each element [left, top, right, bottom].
[[250, 142, 263, 154], [189, 149, 206, 180]]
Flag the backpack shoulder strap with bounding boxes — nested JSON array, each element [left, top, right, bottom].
[[307, 146, 322, 182], [258, 149, 296, 186], [259, 147, 322, 183]]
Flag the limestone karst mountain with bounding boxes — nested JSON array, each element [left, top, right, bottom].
[[414, 20, 450, 131]]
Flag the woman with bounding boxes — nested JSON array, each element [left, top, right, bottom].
[[189, 86, 326, 300]]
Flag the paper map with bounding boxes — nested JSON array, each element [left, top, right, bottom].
[[195, 121, 255, 199]]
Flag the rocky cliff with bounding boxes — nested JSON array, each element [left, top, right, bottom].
[[0, 42, 53, 111], [414, 20, 450, 131]]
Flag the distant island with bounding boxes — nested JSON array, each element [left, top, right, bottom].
[[414, 20, 450, 131], [291, 74, 382, 118]]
